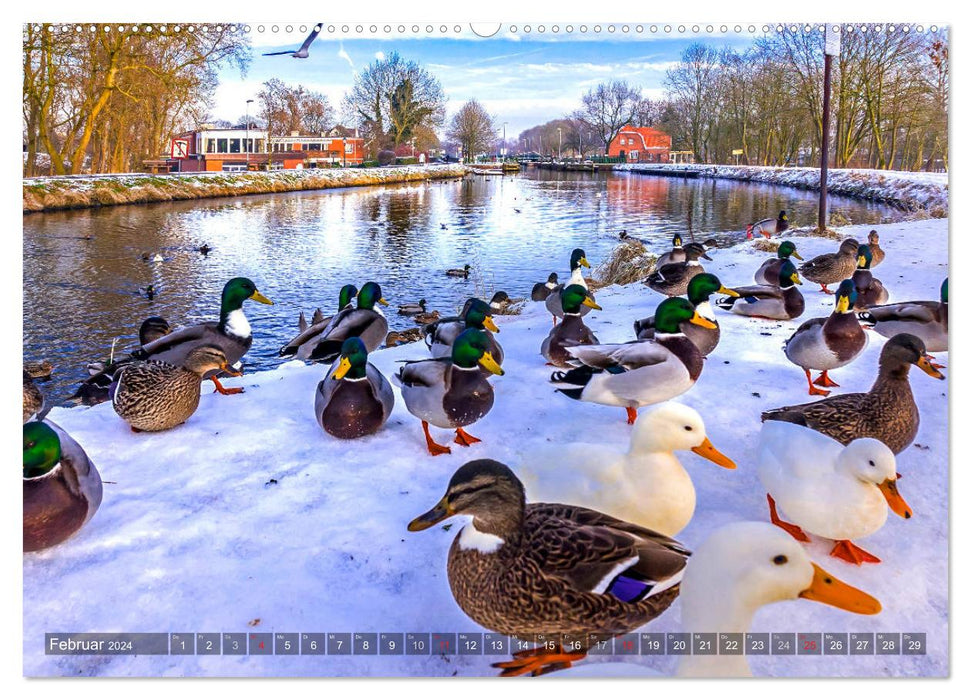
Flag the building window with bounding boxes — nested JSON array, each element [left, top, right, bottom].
[[206, 139, 216, 154], [229, 139, 241, 154], [345, 143, 353, 154], [217, 138, 228, 153]]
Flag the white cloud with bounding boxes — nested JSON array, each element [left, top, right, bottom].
[[375, 51, 386, 60], [338, 45, 354, 69]]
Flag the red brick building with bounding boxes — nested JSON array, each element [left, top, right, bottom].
[[607, 126, 672, 163]]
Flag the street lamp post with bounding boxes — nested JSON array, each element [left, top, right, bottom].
[[557, 127, 562, 161], [245, 99, 254, 169]]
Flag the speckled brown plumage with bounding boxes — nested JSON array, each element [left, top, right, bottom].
[[867, 231, 886, 267], [23, 370, 44, 423], [762, 334, 944, 454], [800, 239, 859, 288]]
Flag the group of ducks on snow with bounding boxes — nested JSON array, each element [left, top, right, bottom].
[[23, 217, 947, 677]]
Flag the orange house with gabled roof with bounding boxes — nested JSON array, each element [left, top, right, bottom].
[[607, 126, 672, 163]]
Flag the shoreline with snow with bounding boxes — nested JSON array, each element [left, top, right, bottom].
[[24, 218, 949, 678], [22, 164, 466, 214], [615, 164, 949, 217]]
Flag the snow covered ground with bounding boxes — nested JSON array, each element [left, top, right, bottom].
[[616, 164, 949, 216], [24, 218, 948, 678]]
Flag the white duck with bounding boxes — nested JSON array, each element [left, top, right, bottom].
[[677, 521, 882, 677], [757, 421, 912, 565], [518, 403, 735, 536]]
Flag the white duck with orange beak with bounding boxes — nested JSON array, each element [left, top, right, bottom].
[[757, 420, 912, 565]]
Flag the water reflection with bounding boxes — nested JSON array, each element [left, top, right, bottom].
[[23, 170, 902, 403]]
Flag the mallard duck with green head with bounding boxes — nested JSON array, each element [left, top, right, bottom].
[[408, 459, 689, 676], [23, 421, 103, 552], [424, 298, 503, 365], [280, 284, 358, 360], [783, 279, 867, 396], [717, 260, 805, 321], [799, 238, 859, 294], [137, 277, 273, 395], [315, 337, 394, 440], [541, 285, 602, 367], [305, 282, 389, 363], [635, 273, 738, 356], [394, 328, 504, 456], [754, 240, 803, 286], [111, 345, 234, 432], [860, 278, 947, 353], [655, 233, 686, 268], [851, 244, 889, 310], [763, 333, 944, 455], [645, 243, 712, 297], [746, 210, 789, 239], [545, 249, 594, 324], [552, 297, 715, 424]]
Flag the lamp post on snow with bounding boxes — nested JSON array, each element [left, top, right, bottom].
[[245, 99, 254, 169]]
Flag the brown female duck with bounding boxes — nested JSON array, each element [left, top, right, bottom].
[[763, 333, 944, 454], [799, 238, 859, 294], [408, 459, 689, 676]]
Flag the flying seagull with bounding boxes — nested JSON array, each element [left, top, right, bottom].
[[262, 24, 322, 58]]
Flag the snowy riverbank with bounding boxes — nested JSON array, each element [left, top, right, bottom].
[[25, 218, 948, 677], [616, 164, 949, 217], [22, 164, 466, 213]]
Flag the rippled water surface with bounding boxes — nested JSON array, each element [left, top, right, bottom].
[[24, 169, 903, 403]]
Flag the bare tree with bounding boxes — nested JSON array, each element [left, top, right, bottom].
[[575, 80, 642, 152], [446, 99, 496, 162]]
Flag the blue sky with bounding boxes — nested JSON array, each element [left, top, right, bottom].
[[213, 28, 759, 136]]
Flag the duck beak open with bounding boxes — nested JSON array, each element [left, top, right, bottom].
[[333, 356, 353, 380], [799, 563, 882, 615], [408, 497, 454, 531], [691, 437, 736, 469], [836, 295, 851, 313], [378, 297, 390, 306], [582, 297, 603, 310], [690, 312, 718, 330], [916, 355, 945, 379], [478, 351, 504, 376], [250, 290, 273, 305], [579, 257, 591, 268], [483, 316, 500, 333], [878, 479, 913, 519], [719, 285, 740, 298]]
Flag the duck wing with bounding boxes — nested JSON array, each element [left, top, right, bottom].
[[761, 392, 870, 447], [864, 301, 936, 324], [138, 323, 218, 364], [566, 340, 670, 371], [394, 357, 451, 388], [280, 318, 332, 357]]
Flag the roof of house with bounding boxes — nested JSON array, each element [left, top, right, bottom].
[[612, 126, 671, 149]]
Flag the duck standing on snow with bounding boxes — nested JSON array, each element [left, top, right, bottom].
[[762, 333, 944, 454], [447, 264, 471, 278], [424, 298, 503, 365], [655, 233, 686, 268], [546, 248, 594, 324], [279, 284, 359, 360], [635, 273, 738, 356], [645, 243, 711, 297], [315, 337, 394, 439], [757, 420, 912, 564], [135, 277, 273, 395], [783, 279, 867, 396], [541, 285, 601, 367], [754, 240, 803, 286], [23, 421, 103, 552], [395, 328, 504, 456], [531, 273, 559, 302], [303, 282, 389, 364], [867, 230, 885, 267], [112, 345, 235, 432], [677, 521, 881, 677], [746, 210, 788, 239], [408, 459, 689, 677], [551, 297, 715, 424], [851, 244, 889, 310], [716, 260, 805, 321], [799, 238, 859, 294], [519, 403, 735, 537], [860, 278, 948, 352]]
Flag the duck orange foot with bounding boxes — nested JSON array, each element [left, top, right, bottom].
[[493, 646, 587, 677], [819, 284, 835, 295], [803, 369, 831, 397], [210, 376, 244, 395], [767, 494, 811, 542], [831, 540, 881, 565], [626, 407, 638, 425], [813, 371, 840, 388], [454, 427, 482, 447], [422, 421, 452, 456]]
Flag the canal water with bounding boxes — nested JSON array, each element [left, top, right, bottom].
[[24, 169, 903, 404]]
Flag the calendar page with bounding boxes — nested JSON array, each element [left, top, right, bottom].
[[22, 19, 949, 679]]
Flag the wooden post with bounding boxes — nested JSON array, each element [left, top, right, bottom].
[[820, 25, 840, 233]]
